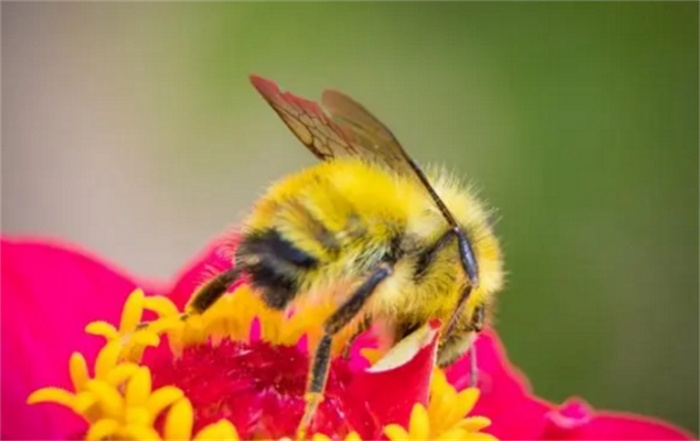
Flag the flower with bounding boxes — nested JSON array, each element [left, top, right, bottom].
[[1, 233, 696, 440], [5, 235, 489, 440], [25, 285, 487, 440]]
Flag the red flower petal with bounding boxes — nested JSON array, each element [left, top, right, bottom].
[[0, 236, 161, 440], [446, 332, 696, 440], [445, 329, 551, 440], [540, 398, 695, 440], [349, 319, 441, 434]]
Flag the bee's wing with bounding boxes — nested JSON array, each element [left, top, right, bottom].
[[250, 75, 360, 162], [320, 88, 419, 175], [249, 75, 412, 175], [249, 75, 460, 227]]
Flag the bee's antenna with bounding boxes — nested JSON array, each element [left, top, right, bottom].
[[402, 156, 480, 288]]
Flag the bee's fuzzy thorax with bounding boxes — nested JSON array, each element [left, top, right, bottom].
[[236, 158, 503, 350]]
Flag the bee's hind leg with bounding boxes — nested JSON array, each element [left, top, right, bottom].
[[136, 268, 242, 329], [297, 264, 393, 440]]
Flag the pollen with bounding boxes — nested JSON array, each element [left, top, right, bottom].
[[28, 287, 496, 440]]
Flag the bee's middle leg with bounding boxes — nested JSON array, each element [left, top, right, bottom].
[[296, 264, 393, 439]]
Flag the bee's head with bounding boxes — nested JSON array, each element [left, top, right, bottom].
[[436, 325, 477, 367]]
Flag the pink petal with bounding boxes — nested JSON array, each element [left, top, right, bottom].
[[545, 398, 593, 431], [445, 328, 552, 440], [0, 236, 158, 440], [348, 319, 441, 436], [540, 398, 696, 440], [446, 332, 696, 440]]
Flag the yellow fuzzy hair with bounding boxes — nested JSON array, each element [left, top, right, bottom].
[[240, 158, 504, 346]]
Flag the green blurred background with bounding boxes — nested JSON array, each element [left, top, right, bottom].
[[3, 2, 698, 435]]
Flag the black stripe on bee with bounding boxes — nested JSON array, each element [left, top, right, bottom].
[[237, 228, 318, 310], [243, 229, 317, 268], [386, 234, 405, 264], [247, 259, 299, 309]]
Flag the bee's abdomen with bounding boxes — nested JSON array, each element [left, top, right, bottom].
[[236, 229, 318, 309]]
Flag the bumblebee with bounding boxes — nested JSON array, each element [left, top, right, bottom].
[[183, 76, 504, 436]]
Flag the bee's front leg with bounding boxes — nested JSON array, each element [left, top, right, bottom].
[[136, 268, 241, 330]]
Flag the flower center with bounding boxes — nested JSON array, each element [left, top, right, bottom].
[[146, 339, 376, 440]]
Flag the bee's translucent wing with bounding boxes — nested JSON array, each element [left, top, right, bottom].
[[249, 75, 413, 175], [249, 75, 360, 162], [320, 88, 419, 175], [249, 75, 460, 227]]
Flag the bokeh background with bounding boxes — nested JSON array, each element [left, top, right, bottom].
[[3, 2, 698, 435]]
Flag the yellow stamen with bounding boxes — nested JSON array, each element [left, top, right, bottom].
[[69, 353, 90, 390], [144, 295, 180, 318], [86, 419, 120, 441], [74, 392, 98, 414], [105, 363, 140, 386], [384, 422, 412, 440], [125, 366, 152, 407], [456, 416, 492, 432], [192, 420, 240, 441], [95, 341, 123, 380], [384, 369, 493, 440], [428, 369, 484, 434], [84, 288, 177, 363], [85, 321, 120, 340], [27, 387, 76, 408], [120, 288, 146, 331], [384, 404, 432, 440], [123, 425, 161, 440], [409, 404, 431, 439], [147, 387, 184, 417], [86, 380, 124, 419], [164, 398, 194, 441], [125, 406, 151, 426]]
